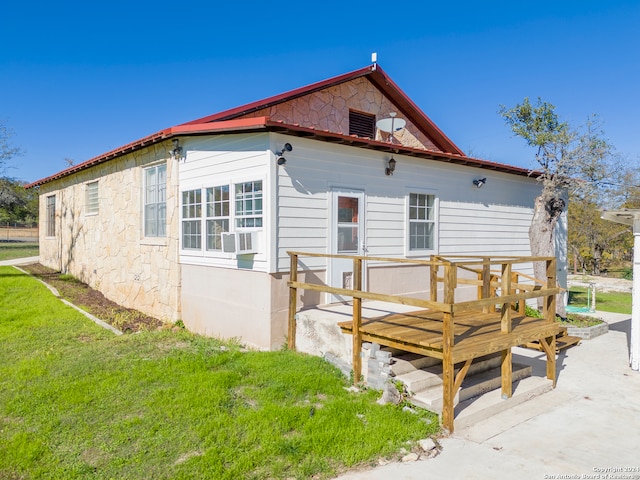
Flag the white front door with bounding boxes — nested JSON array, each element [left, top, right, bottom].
[[329, 190, 365, 303]]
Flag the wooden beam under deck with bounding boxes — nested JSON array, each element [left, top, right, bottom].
[[337, 309, 561, 364], [338, 308, 561, 433]]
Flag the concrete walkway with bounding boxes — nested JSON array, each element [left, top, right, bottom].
[[336, 311, 640, 480], [0, 256, 39, 266]]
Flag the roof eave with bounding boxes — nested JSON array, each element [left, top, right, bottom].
[[26, 117, 271, 188], [261, 120, 535, 178], [27, 117, 536, 189]]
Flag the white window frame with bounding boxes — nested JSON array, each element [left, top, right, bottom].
[[143, 163, 167, 237], [234, 180, 263, 229], [180, 177, 264, 256], [181, 189, 202, 250], [405, 190, 439, 256], [86, 181, 99, 215], [46, 195, 56, 237], [205, 185, 230, 252]]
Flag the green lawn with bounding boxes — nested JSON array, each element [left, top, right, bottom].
[[0, 242, 39, 261], [0, 266, 438, 480], [568, 287, 631, 314]]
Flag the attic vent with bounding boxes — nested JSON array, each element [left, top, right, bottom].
[[349, 110, 376, 139]]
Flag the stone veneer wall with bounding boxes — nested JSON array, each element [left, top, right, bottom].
[[245, 77, 441, 152], [38, 143, 181, 323]]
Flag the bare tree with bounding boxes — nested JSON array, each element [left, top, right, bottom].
[[0, 120, 24, 213], [0, 119, 21, 175], [500, 98, 615, 313]]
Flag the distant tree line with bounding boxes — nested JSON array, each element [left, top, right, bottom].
[[0, 119, 38, 224], [0, 177, 39, 224]]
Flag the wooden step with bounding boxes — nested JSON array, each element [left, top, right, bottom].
[[522, 327, 581, 352]]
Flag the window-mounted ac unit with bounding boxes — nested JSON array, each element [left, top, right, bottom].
[[221, 231, 259, 255]]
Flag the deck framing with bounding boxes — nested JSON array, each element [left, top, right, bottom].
[[286, 252, 561, 433]]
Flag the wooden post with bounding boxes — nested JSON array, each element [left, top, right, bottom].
[[514, 272, 525, 315], [546, 257, 557, 322], [545, 258, 558, 385], [481, 257, 490, 313], [287, 253, 298, 350], [352, 258, 363, 384], [430, 255, 438, 302], [501, 262, 513, 399], [489, 271, 498, 313], [441, 263, 456, 433]]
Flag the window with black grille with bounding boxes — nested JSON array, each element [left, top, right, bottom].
[[349, 110, 376, 139]]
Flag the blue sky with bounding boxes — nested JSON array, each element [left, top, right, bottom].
[[1, 0, 639, 183]]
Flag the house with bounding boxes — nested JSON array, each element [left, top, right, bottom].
[[28, 64, 567, 350]]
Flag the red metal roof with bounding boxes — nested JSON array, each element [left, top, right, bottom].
[[27, 65, 537, 188], [180, 64, 464, 155]]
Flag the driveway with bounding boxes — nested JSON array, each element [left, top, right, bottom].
[[0, 256, 39, 266], [335, 311, 640, 480]]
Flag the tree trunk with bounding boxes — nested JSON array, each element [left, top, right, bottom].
[[529, 195, 566, 317]]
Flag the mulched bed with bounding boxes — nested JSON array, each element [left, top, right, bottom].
[[19, 263, 164, 333]]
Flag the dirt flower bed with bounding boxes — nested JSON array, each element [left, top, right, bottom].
[[561, 313, 604, 328], [20, 263, 164, 333]]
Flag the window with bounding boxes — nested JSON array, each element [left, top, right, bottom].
[[180, 179, 263, 254], [144, 164, 167, 237], [349, 110, 375, 139], [337, 196, 359, 253], [46, 195, 56, 237], [408, 193, 437, 252], [182, 189, 202, 250], [206, 185, 229, 251], [235, 180, 263, 228], [86, 181, 99, 214]]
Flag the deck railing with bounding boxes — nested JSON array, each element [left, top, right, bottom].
[[287, 252, 561, 379], [287, 252, 562, 432]]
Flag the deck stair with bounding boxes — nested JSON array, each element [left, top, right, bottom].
[[523, 326, 581, 353], [392, 351, 536, 414]]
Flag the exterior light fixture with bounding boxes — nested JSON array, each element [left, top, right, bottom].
[[473, 177, 487, 188], [170, 139, 183, 160], [276, 143, 293, 166], [385, 157, 397, 176]]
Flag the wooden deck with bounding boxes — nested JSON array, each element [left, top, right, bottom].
[[286, 252, 563, 433], [337, 309, 561, 364]]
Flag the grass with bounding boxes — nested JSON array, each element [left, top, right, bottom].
[[568, 287, 631, 315], [525, 305, 604, 327], [0, 266, 439, 479], [0, 242, 39, 261]]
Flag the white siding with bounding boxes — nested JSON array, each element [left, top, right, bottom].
[[272, 133, 543, 273], [179, 133, 271, 270]]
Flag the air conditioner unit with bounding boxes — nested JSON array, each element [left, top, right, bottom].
[[221, 231, 259, 255], [221, 233, 236, 253]]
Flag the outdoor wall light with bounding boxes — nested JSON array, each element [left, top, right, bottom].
[[170, 139, 183, 160], [385, 157, 397, 176], [276, 143, 293, 166], [473, 177, 487, 188]]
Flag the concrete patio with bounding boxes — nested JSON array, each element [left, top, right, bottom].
[[336, 311, 640, 479]]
